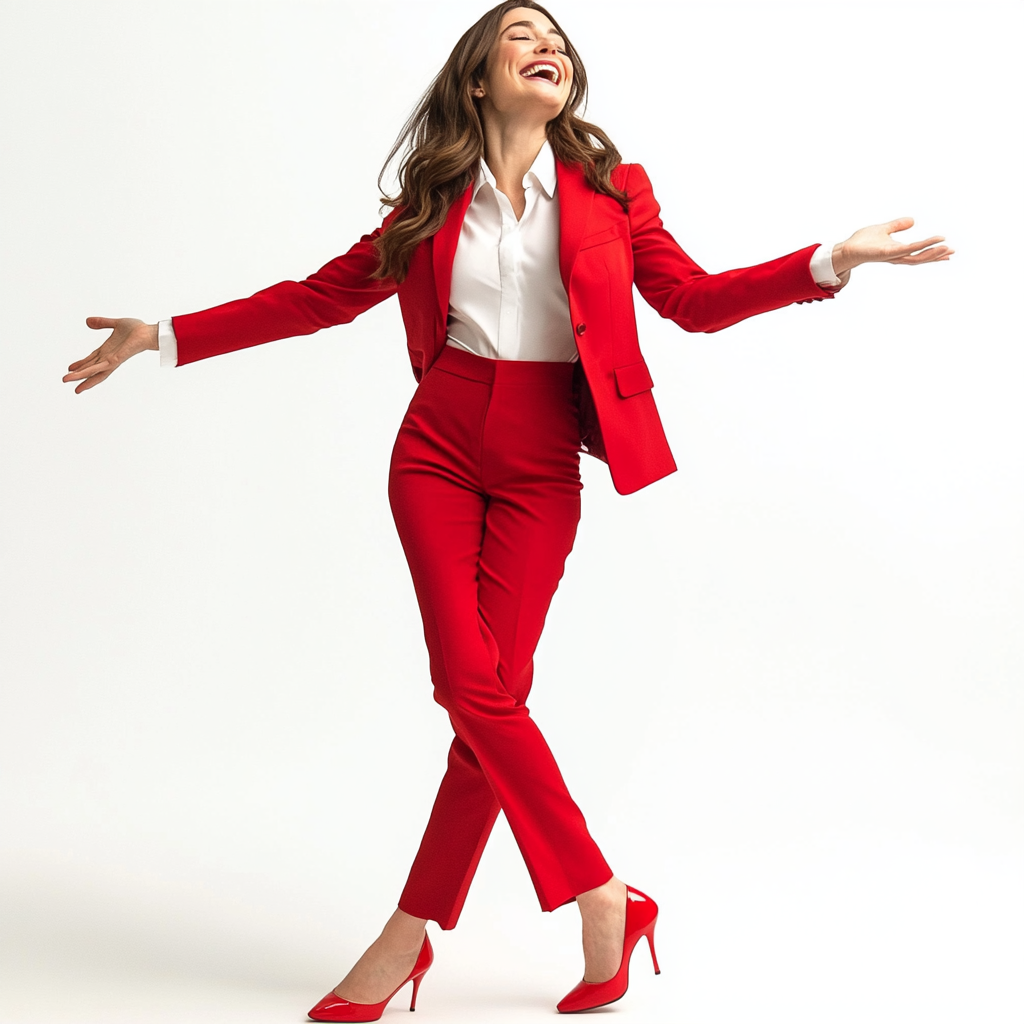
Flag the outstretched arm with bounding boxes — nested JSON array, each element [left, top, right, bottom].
[[168, 221, 397, 366], [62, 215, 398, 394], [625, 164, 951, 333]]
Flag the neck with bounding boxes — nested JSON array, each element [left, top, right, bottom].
[[480, 111, 549, 197]]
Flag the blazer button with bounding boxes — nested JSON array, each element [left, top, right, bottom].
[[575, 322, 587, 336]]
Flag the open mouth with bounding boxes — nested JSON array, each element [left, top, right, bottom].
[[520, 62, 561, 85]]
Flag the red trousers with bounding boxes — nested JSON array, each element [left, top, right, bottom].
[[388, 346, 613, 929]]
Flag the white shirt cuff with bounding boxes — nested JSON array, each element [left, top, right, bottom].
[[158, 319, 178, 368], [809, 243, 841, 287]]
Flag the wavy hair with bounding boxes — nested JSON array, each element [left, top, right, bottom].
[[372, 1, 629, 283]]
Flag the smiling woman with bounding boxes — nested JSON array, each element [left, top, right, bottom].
[[61, 1, 952, 1020], [370, 2, 628, 283]]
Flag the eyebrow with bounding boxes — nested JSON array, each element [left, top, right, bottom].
[[504, 20, 565, 41]]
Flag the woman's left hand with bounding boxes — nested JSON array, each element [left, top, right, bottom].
[[832, 217, 954, 278]]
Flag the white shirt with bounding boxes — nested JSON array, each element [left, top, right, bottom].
[[157, 149, 840, 366], [445, 141, 576, 362]]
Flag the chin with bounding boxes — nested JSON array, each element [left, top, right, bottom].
[[532, 94, 568, 115]]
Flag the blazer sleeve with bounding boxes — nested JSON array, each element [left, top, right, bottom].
[[624, 163, 836, 334], [170, 212, 400, 366]]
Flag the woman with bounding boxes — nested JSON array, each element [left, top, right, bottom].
[[62, 2, 952, 1018]]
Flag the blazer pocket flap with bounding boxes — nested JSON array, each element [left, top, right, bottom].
[[614, 361, 654, 398], [579, 223, 629, 250]]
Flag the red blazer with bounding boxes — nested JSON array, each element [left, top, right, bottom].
[[171, 161, 835, 494]]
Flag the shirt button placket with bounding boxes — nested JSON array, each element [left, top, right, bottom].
[[497, 193, 519, 361]]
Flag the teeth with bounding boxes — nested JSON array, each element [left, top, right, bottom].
[[522, 63, 559, 83]]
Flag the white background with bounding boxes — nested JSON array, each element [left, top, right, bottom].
[[1, 1, 1021, 1022]]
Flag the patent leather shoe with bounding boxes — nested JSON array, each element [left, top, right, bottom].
[[556, 884, 659, 1013], [308, 933, 433, 1022]]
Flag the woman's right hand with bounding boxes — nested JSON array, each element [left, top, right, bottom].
[[63, 317, 160, 394]]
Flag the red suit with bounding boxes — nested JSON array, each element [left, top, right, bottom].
[[171, 161, 834, 494], [170, 160, 835, 927]]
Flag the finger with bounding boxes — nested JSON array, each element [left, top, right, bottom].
[[86, 316, 119, 330], [884, 216, 915, 234], [889, 247, 954, 265], [888, 251, 942, 265], [67, 348, 101, 371], [63, 360, 111, 382], [914, 245, 953, 261], [63, 354, 108, 377], [894, 234, 946, 255], [74, 368, 114, 394], [898, 242, 951, 259]]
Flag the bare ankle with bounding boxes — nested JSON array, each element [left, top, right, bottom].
[[380, 908, 427, 952], [577, 876, 624, 909]]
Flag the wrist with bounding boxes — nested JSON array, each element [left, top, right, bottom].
[[831, 242, 857, 277], [141, 322, 159, 351], [831, 242, 847, 276]]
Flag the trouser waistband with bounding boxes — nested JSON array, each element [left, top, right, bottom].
[[432, 345, 576, 386]]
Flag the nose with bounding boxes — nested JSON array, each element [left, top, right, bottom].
[[534, 32, 563, 55]]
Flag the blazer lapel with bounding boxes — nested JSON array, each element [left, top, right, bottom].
[[432, 183, 474, 317], [556, 159, 595, 292]]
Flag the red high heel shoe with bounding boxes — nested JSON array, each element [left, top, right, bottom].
[[556, 884, 660, 1014], [308, 933, 433, 1022]]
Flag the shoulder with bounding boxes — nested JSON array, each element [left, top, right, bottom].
[[610, 162, 654, 196]]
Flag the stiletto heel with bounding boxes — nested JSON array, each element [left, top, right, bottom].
[[646, 927, 661, 975], [308, 933, 433, 1022], [556, 884, 660, 1014]]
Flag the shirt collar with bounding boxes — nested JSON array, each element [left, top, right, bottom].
[[474, 140, 558, 200]]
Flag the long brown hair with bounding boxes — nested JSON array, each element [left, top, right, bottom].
[[372, 1, 628, 283]]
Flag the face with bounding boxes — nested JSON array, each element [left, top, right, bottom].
[[472, 7, 573, 121]]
